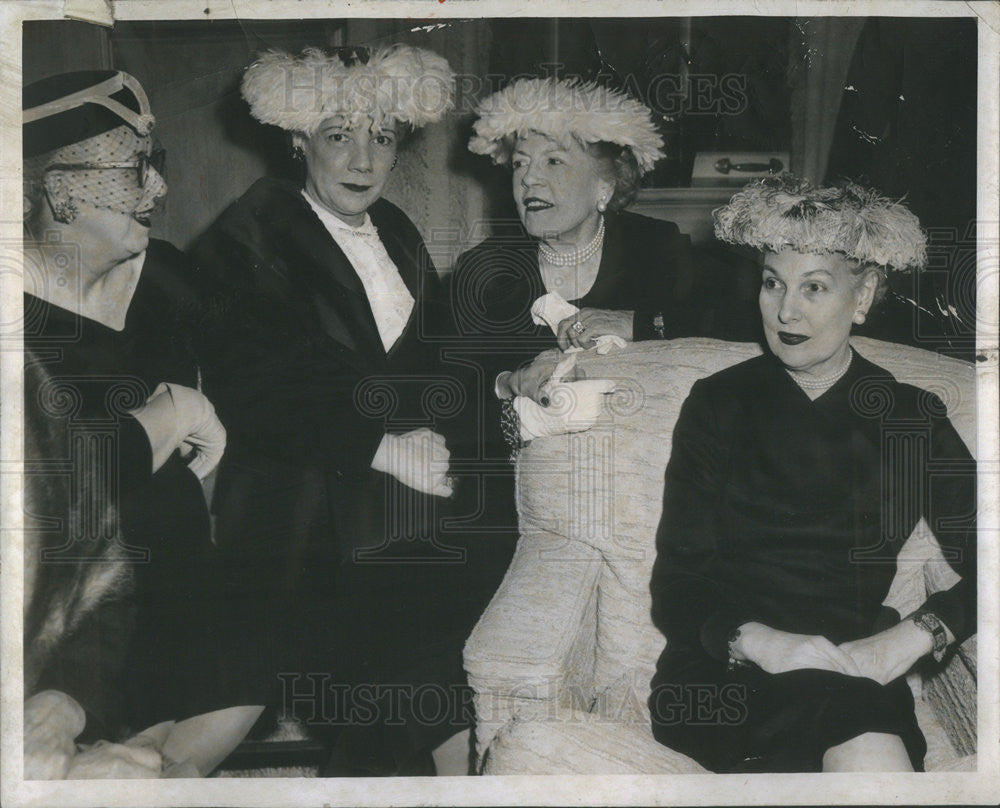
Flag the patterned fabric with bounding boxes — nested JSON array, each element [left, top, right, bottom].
[[499, 396, 523, 463]]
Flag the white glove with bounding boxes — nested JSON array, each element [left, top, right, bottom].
[[24, 690, 86, 780], [131, 383, 226, 479], [67, 740, 162, 779], [371, 428, 453, 497], [510, 352, 618, 442]]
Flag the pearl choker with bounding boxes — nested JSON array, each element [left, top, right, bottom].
[[538, 218, 605, 267], [786, 350, 853, 390]]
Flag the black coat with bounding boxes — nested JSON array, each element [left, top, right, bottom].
[[191, 179, 477, 724], [25, 239, 217, 737]]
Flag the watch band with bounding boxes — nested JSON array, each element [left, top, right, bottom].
[[726, 626, 752, 672], [652, 312, 666, 339], [911, 612, 948, 663]]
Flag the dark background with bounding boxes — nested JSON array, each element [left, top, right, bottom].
[[23, 15, 980, 358]]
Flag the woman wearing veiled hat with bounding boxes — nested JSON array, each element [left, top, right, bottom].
[[192, 45, 475, 774], [22, 71, 232, 775]]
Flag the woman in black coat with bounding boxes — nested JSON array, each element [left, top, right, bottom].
[[22, 70, 228, 776], [192, 45, 474, 774]]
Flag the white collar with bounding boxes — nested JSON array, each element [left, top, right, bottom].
[[302, 190, 379, 238]]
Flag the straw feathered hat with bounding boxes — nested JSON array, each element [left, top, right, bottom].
[[468, 77, 665, 174], [713, 175, 927, 271], [241, 44, 455, 135]]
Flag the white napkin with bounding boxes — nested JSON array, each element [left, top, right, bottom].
[[530, 292, 627, 355], [513, 352, 617, 442]]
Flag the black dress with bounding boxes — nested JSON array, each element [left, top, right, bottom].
[[449, 211, 699, 412], [25, 239, 218, 739], [444, 211, 700, 586], [648, 350, 976, 772]]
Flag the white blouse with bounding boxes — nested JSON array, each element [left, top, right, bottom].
[[303, 191, 415, 352]]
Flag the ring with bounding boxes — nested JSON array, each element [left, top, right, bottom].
[[571, 320, 586, 335]]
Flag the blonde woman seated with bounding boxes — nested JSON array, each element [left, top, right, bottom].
[[444, 78, 700, 594], [454, 77, 699, 407], [649, 176, 976, 772]]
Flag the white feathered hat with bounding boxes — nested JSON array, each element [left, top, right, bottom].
[[241, 44, 455, 135], [468, 77, 665, 174]]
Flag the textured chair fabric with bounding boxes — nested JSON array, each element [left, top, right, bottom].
[[465, 337, 977, 774]]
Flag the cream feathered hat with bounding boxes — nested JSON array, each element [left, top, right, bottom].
[[713, 175, 927, 271], [468, 77, 665, 174], [241, 44, 455, 135]]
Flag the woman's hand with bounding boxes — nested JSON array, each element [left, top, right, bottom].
[[556, 308, 634, 350], [839, 620, 936, 685], [23, 690, 163, 780], [733, 622, 863, 677], [131, 383, 226, 478], [501, 355, 583, 405], [371, 428, 453, 497], [66, 740, 162, 779], [24, 690, 86, 780]]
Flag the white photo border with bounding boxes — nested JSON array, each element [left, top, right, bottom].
[[2, 1, 997, 805]]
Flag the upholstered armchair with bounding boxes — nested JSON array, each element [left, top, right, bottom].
[[464, 338, 977, 774]]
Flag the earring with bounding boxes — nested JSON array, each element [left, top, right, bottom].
[[597, 196, 608, 213], [291, 146, 305, 162], [853, 310, 867, 325], [52, 198, 78, 224]]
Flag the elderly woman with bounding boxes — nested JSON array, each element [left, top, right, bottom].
[[648, 176, 976, 773], [193, 45, 473, 775], [454, 77, 699, 404], [443, 78, 700, 594], [22, 71, 228, 775]]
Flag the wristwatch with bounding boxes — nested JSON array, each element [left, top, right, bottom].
[[652, 312, 666, 340], [726, 626, 752, 672], [911, 612, 948, 663]]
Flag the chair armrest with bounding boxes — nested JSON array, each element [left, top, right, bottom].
[[919, 530, 976, 756], [464, 528, 602, 764], [922, 634, 977, 757], [880, 521, 975, 759]]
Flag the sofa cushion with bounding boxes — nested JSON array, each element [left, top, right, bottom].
[[482, 703, 709, 775]]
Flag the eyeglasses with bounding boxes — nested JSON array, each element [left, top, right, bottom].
[[45, 148, 166, 187]]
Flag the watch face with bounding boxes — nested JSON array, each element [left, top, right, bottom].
[[915, 613, 948, 658]]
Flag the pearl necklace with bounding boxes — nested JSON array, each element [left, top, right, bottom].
[[786, 350, 853, 390], [538, 218, 605, 267]]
